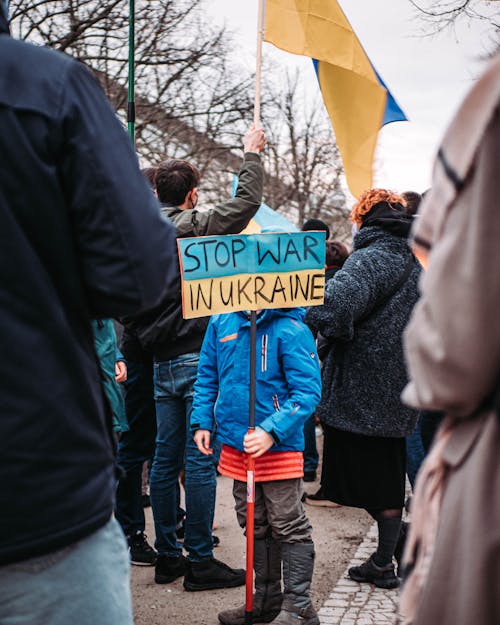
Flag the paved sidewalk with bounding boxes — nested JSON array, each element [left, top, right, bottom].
[[318, 523, 399, 625]]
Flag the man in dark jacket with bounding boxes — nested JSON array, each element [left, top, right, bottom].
[[120, 127, 266, 590], [0, 6, 177, 624]]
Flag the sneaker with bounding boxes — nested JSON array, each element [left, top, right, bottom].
[[305, 488, 342, 508], [303, 471, 317, 482], [348, 554, 399, 589], [184, 558, 246, 592], [155, 554, 187, 584], [128, 531, 157, 566]]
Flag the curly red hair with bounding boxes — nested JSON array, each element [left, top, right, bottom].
[[350, 189, 407, 227]]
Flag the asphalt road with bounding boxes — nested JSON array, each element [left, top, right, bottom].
[[131, 446, 371, 625]]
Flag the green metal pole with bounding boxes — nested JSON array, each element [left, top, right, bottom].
[[127, 0, 135, 144]]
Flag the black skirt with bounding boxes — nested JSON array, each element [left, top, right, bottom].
[[321, 425, 406, 510]]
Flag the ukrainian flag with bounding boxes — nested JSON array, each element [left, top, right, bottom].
[[265, 0, 407, 198]]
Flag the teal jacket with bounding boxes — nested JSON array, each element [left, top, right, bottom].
[[191, 308, 321, 452], [92, 320, 128, 433]]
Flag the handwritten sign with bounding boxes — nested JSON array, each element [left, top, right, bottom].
[[178, 232, 325, 319]]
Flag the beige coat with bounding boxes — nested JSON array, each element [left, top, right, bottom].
[[401, 54, 500, 625]]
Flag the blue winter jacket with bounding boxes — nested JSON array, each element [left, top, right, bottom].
[[191, 308, 321, 452]]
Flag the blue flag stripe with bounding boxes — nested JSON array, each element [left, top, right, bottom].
[[312, 58, 407, 127]]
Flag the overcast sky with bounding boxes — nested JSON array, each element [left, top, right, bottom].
[[208, 0, 493, 196]]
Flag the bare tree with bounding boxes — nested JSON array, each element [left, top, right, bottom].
[[409, 0, 500, 33], [8, 1, 351, 236], [8, 0, 254, 185], [261, 71, 350, 240]]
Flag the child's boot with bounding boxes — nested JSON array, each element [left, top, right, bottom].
[[218, 537, 282, 625], [271, 542, 319, 625]]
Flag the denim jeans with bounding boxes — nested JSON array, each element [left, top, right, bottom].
[[150, 352, 219, 561], [0, 518, 132, 625], [406, 416, 425, 489], [115, 358, 157, 536], [303, 414, 319, 474]]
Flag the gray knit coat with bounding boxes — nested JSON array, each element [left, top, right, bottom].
[[306, 226, 421, 437]]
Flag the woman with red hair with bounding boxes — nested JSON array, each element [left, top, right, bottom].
[[306, 188, 421, 589]]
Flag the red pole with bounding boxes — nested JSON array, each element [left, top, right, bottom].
[[247, 1, 265, 617], [245, 454, 255, 621], [245, 311, 257, 625]]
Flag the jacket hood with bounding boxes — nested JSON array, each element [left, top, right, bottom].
[[353, 224, 411, 252], [360, 201, 412, 239], [0, 4, 10, 35]]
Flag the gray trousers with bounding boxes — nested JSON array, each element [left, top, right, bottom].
[[233, 478, 312, 543]]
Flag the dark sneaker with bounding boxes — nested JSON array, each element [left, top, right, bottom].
[[155, 554, 187, 584], [305, 488, 342, 508], [184, 558, 246, 591], [348, 554, 399, 589], [128, 531, 157, 566]]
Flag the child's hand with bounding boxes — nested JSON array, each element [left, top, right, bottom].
[[244, 428, 274, 458], [194, 429, 213, 455], [115, 360, 127, 383]]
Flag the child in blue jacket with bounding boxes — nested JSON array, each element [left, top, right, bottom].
[[191, 307, 321, 625]]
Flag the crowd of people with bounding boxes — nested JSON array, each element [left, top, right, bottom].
[[1, 5, 499, 625]]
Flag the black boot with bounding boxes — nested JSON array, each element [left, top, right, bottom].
[[128, 531, 157, 566], [272, 542, 319, 625], [218, 537, 282, 625], [183, 557, 245, 592]]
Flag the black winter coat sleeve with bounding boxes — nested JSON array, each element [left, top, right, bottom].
[[58, 62, 177, 318], [306, 241, 412, 341]]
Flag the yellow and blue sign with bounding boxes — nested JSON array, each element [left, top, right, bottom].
[[178, 232, 326, 319]]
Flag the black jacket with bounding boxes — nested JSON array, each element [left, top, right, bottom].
[[122, 153, 263, 361], [0, 16, 177, 565], [306, 226, 421, 437]]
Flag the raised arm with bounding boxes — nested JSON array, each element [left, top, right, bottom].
[[178, 126, 266, 236]]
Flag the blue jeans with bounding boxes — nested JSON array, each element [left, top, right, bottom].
[[406, 417, 425, 489], [150, 352, 219, 561], [0, 518, 132, 625], [115, 358, 157, 536], [303, 414, 319, 474]]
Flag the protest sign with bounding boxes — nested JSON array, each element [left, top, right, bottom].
[[178, 231, 326, 319]]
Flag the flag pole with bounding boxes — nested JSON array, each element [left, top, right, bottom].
[[245, 310, 257, 625], [246, 5, 265, 622], [253, 0, 266, 128], [127, 0, 135, 144]]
